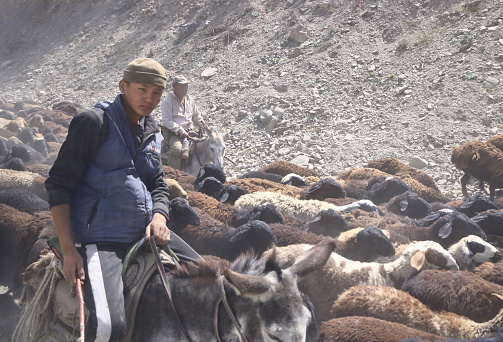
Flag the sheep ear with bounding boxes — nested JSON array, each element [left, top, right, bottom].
[[223, 269, 271, 296], [410, 250, 426, 270], [438, 222, 453, 239], [219, 191, 229, 203], [491, 293, 503, 304], [399, 200, 409, 212]]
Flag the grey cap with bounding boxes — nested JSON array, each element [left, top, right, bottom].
[[172, 75, 190, 85]]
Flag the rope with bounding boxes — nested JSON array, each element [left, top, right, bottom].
[[12, 253, 63, 342]]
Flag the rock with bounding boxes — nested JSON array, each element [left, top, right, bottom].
[[272, 106, 285, 117], [265, 117, 279, 133], [274, 84, 288, 93], [201, 67, 218, 80], [409, 157, 428, 169], [259, 109, 273, 125], [483, 77, 499, 89], [289, 154, 310, 167], [290, 25, 309, 43]]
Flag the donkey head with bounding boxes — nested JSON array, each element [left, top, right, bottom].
[[224, 240, 335, 342]]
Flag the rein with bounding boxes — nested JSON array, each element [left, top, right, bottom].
[[150, 237, 249, 342], [214, 275, 250, 342], [149, 236, 194, 342]]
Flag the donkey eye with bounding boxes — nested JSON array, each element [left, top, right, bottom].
[[266, 332, 282, 342]]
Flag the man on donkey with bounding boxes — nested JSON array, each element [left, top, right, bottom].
[[160, 74, 207, 170], [45, 58, 201, 342]]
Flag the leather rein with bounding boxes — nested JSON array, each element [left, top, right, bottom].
[[149, 237, 248, 342]]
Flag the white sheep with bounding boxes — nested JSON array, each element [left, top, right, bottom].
[[448, 235, 502, 270], [266, 240, 459, 321], [0, 169, 47, 201], [234, 191, 381, 222]]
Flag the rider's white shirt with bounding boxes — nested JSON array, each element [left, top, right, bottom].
[[161, 92, 204, 132]]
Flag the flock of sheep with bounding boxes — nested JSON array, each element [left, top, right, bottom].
[[1, 98, 503, 342]]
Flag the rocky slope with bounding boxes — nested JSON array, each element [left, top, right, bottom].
[[0, 0, 502, 200]]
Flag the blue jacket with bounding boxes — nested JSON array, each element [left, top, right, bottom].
[[70, 95, 163, 244]]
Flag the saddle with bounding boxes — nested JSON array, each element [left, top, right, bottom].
[[47, 237, 177, 342]]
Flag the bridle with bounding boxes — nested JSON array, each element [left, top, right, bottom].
[[149, 237, 249, 342], [214, 275, 250, 342]]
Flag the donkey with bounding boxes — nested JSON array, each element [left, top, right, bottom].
[[131, 240, 336, 341], [184, 126, 225, 176]]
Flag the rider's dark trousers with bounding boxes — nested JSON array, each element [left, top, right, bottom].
[[77, 232, 202, 342]]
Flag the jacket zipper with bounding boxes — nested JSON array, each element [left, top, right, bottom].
[[86, 199, 100, 229]]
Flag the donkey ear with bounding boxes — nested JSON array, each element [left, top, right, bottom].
[[223, 269, 270, 296], [286, 241, 336, 278]]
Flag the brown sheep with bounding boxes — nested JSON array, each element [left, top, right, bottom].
[[337, 167, 448, 203], [162, 165, 196, 190], [487, 134, 503, 152], [187, 190, 235, 225], [317, 316, 443, 342], [366, 157, 440, 192], [260, 160, 318, 178], [164, 178, 188, 199], [0, 204, 53, 283], [331, 285, 503, 340], [474, 261, 503, 286], [402, 269, 503, 323], [227, 177, 302, 198], [451, 140, 503, 200]]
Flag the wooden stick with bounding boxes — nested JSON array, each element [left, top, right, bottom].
[[75, 279, 85, 341]]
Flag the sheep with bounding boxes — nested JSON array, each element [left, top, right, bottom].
[[238, 170, 283, 183], [402, 269, 503, 323], [25, 163, 52, 178], [474, 261, 503, 286], [187, 190, 235, 225], [383, 211, 487, 249], [471, 209, 503, 237], [0, 169, 48, 201], [267, 240, 459, 321], [338, 167, 449, 203], [194, 176, 223, 198], [215, 183, 247, 204], [330, 284, 503, 340], [448, 235, 502, 270], [0, 204, 53, 285], [335, 226, 395, 261], [164, 178, 188, 199], [454, 193, 499, 218], [316, 316, 443, 342], [281, 173, 306, 186], [386, 191, 432, 219], [0, 189, 49, 214], [234, 191, 382, 223], [227, 178, 302, 198], [163, 165, 196, 190], [232, 203, 284, 227], [366, 157, 441, 192], [303, 208, 348, 237], [52, 101, 84, 116], [301, 178, 346, 201], [451, 140, 503, 200], [260, 160, 319, 178], [194, 163, 226, 186], [171, 207, 277, 261]]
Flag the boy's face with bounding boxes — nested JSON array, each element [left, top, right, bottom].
[[120, 80, 163, 120]]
